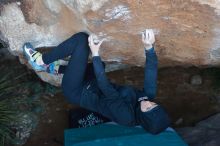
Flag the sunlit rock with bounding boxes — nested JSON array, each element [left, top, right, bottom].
[[0, 0, 220, 85]]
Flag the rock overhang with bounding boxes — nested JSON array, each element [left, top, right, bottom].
[[0, 0, 220, 86]]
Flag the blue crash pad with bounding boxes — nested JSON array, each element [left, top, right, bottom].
[[65, 123, 188, 146]]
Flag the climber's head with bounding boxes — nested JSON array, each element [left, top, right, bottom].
[[136, 100, 171, 134]]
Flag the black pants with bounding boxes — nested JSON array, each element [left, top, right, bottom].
[[42, 32, 92, 104]]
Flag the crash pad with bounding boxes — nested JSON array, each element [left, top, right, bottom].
[[64, 123, 188, 146]]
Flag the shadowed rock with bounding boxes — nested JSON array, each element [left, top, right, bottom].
[[177, 113, 220, 146]]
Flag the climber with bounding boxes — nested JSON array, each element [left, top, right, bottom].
[[23, 29, 170, 134]]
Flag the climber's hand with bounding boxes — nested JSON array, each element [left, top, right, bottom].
[[88, 34, 104, 57], [142, 29, 155, 50]]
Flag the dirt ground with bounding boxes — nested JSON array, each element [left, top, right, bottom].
[[23, 92, 72, 146], [24, 66, 220, 146]]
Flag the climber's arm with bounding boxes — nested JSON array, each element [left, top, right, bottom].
[[141, 29, 158, 100]]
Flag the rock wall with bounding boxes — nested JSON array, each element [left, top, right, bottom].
[[0, 0, 220, 85], [177, 113, 220, 146]]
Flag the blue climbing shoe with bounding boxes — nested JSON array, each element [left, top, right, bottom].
[[47, 60, 61, 75], [23, 42, 47, 71]]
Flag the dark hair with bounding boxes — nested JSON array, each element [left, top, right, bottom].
[[136, 105, 171, 134]]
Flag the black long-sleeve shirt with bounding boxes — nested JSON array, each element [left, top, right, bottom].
[[80, 48, 158, 126]]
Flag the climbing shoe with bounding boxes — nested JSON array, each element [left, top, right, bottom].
[[47, 60, 61, 75], [23, 42, 47, 71]]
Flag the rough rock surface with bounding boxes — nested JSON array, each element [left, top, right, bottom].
[[0, 0, 220, 85], [177, 113, 220, 146]]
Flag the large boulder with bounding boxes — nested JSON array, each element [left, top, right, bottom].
[[0, 0, 220, 86], [177, 113, 220, 146]]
